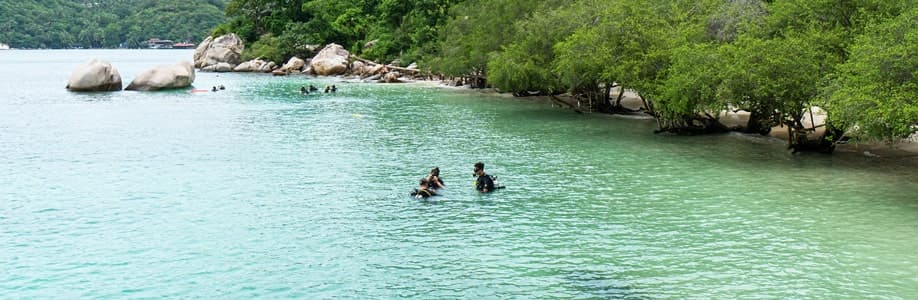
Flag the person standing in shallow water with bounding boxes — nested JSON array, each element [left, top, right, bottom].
[[474, 162, 494, 193], [426, 167, 445, 189]]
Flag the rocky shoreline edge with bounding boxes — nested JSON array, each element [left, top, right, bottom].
[[66, 33, 918, 158]]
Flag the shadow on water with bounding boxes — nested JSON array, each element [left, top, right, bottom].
[[71, 91, 120, 102], [563, 269, 650, 300]]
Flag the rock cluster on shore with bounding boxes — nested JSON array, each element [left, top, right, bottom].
[[192, 34, 427, 83], [194, 33, 244, 72]]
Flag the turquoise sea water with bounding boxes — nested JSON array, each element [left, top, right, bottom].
[[1, 50, 918, 299]]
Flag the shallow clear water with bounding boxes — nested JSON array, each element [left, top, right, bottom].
[[2, 50, 918, 299]]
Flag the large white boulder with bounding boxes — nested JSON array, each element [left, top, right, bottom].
[[66, 59, 122, 91], [279, 56, 306, 73], [125, 61, 195, 91], [193, 36, 214, 68], [196, 34, 244, 70], [309, 43, 349, 76]]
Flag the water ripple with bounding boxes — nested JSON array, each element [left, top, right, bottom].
[[2, 51, 918, 298]]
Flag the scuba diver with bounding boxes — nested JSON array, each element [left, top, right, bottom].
[[473, 162, 504, 193], [410, 178, 437, 198], [426, 167, 445, 189]]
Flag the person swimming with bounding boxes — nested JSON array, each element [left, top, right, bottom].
[[300, 86, 308, 95], [331, 85, 337, 93], [309, 85, 318, 92], [211, 86, 218, 92]]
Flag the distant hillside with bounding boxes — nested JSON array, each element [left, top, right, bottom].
[[0, 0, 226, 48]]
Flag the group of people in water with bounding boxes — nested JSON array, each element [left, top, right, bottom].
[[300, 84, 337, 95], [211, 85, 225, 92], [410, 162, 501, 198]]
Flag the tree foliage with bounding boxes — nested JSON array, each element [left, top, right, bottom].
[[825, 7, 918, 141], [0, 0, 225, 49], [217, 0, 458, 66], [437, 0, 916, 142]]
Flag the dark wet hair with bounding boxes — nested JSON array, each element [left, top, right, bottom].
[[430, 167, 440, 176], [474, 162, 484, 171], [419, 178, 429, 185]]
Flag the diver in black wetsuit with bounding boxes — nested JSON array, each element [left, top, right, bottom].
[[473, 162, 495, 193]]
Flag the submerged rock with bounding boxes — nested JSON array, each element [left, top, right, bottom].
[[66, 59, 122, 92], [125, 61, 195, 91], [310, 43, 349, 76]]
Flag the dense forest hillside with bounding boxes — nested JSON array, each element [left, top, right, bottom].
[[212, 0, 457, 64], [0, 0, 225, 48]]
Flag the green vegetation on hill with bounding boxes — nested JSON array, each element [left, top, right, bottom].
[[213, 0, 458, 64], [0, 0, 225, 48]]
